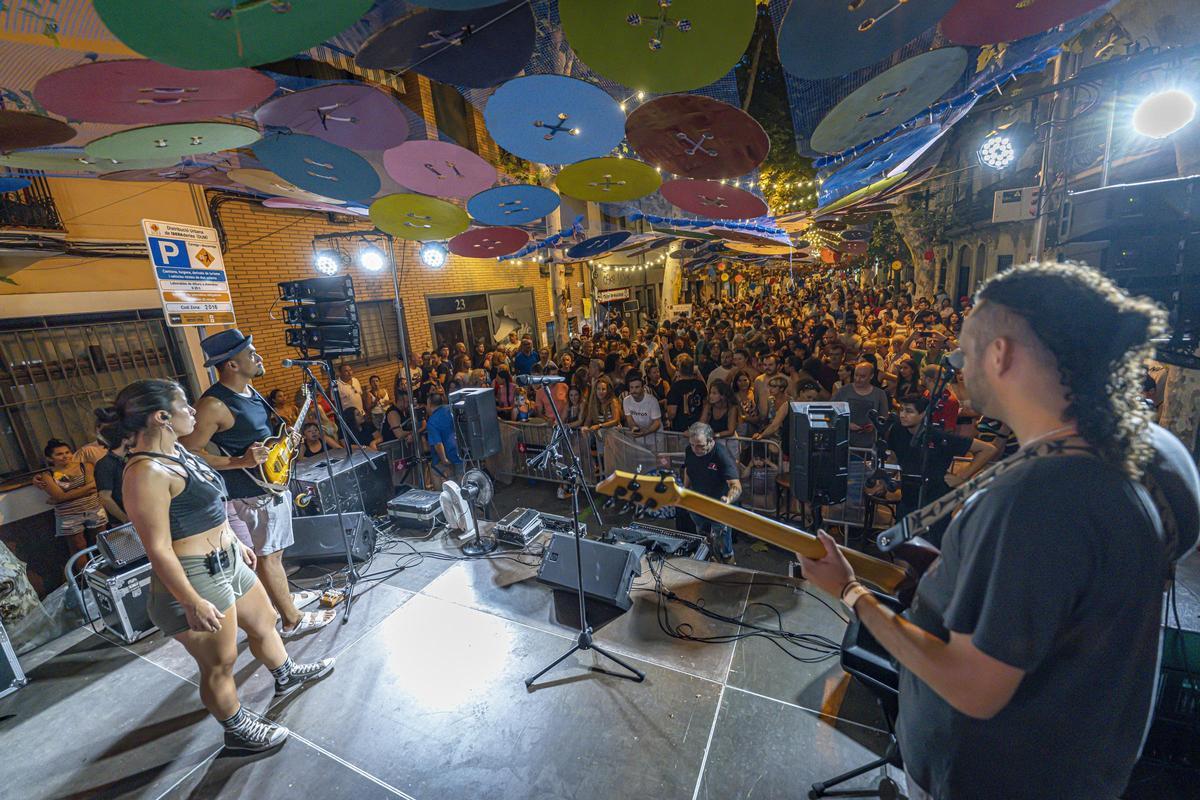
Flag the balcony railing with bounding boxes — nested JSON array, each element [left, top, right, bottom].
[[0, 172, 64, 231]]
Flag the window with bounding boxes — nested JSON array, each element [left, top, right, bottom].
[[0, 310, 191, 482], [349, 300, 404, 366], [430, 81, 474, 149]]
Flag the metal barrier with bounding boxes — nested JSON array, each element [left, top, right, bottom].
[[494, 421, 786, 514]]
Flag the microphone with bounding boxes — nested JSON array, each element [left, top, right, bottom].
[[282, 358, 329, 368], [516, 374, 566, 386], [941, 350, 964, 372]]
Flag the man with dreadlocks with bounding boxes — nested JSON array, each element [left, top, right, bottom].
[[801, 262, 1199, 799]]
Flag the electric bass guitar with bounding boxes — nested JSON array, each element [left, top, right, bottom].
[[596, 470, 936, 598], [252, 386, 313, 493]]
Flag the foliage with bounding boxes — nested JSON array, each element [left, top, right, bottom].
[[867, 214, 907, 265]]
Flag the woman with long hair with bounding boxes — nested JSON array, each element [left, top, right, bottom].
[[731, 368, 758, 435], [701, 379, 740, 439], [113, 379, 333, 754], [583, 376, 622, 431]]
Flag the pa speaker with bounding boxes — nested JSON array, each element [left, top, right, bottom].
[[536, 534, 645, 612], [450, 387, 501, 460], [789, 402, 850, 504], [287, 511, 375, 564]]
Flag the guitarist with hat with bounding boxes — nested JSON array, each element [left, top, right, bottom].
[[182, 329, 334, 638]]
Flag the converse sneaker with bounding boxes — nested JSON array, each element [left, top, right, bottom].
[[223, 711, 290, 754], [274, 657, 335, 698]]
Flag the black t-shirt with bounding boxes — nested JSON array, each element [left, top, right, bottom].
[[885, 424, 971, 517], [897, 456, 1167, 799], [684, 442, 739, 498], [94, 452, 125, 512], [666, 377, 707, 432]]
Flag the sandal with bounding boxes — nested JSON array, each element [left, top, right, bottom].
[[280, 609, 336, 639], [291, 590, 321, 610]]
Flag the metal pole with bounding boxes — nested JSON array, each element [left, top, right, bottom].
[[1100, 74, 1121, 189], [386, 235, 425, 490], [1032, 54, 1066, 262]]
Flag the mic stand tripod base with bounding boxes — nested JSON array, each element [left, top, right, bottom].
[[524, 625, 646, 688]]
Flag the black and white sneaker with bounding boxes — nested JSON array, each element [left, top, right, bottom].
[[224, 713, 290, 754], [274, 657, 335, 698]]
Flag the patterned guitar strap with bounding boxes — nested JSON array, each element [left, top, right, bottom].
[[880, 438, 1100, 549]]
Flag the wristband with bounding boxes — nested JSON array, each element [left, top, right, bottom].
[[841, 581, 872, 612]]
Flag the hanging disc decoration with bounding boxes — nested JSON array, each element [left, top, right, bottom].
[[565, 231, 632, 260], [0, 147, 178, 173], [555, 157, 661, 203], [558, 0, 756, 94], [84, 122, 260, 162], [370, 194, 470, 240], [484, 75, 626, 165], [252, 133, 380, 203], [0, 111, 76, 151], [624, 94, 769, 180], [448, 226, 530, 258], [263, 197, 368, 215], [941, 0, 1111, 46], [713, 229, 792, 247], [383, 140, 496, 199], [355, 0, 535, 90], [777, 0, 956, 80], [660, 178, 768, 220], [228, 168, 346, 204], [254, 84, 411, 150], [0, 178, 32, 193], [810, 48, 968, 155], [725, 240, 793, 256], [92, 0, 373, 70], [34, 60, 276, 125], [101, 164, 241, 189], [466, 184, 559, 226]]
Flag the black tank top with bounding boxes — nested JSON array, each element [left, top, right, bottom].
[[126, 447, 227, 540], [202, 382, 273, 499], [709, 405, 730, 433]]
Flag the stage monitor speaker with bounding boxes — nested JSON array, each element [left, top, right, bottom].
[[536, 534, 645, 612], [789, 402, 850, 504], [288, 511, 375, 564], [450, 387, 501, 460]]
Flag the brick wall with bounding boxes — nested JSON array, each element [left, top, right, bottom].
[[214, 199, 555, 403]]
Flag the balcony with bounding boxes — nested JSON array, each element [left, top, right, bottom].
[[0, 173, 64, 231]]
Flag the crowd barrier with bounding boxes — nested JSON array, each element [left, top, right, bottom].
[[493, 421, 787, 514]]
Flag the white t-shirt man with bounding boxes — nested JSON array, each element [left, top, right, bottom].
[[622, 393, 662, 438], [336, 376, 364, 414]]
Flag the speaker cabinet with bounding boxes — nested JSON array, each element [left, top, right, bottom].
[[450, 387, 502, 460], [292, 449, 392, 517], [288, 512, 375, 564], [536, 534, 645, 612], [789, 402, 850, 504]]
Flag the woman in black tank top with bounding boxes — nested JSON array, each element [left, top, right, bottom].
[[299, 422, 341, 458], [109, 379, 333, 755]]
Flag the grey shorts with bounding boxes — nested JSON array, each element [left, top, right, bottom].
[[147, 541, 258, 637], [226, 491, 295, 556]]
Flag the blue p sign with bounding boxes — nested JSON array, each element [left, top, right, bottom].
[[148, 236, 189, 268]]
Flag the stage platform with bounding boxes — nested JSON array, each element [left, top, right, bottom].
[[2, 478, 1197, 799], [0, 533, 904, 798]]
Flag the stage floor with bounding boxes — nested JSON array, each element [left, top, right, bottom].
[[3, 481, 1197, 800]]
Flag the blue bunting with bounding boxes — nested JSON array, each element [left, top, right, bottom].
[[497, 214, 586, 261], [628, 212, 786, 237]]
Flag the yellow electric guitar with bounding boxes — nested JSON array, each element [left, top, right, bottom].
[[254, 386, 313, 491], [596, 470, 915, 595]]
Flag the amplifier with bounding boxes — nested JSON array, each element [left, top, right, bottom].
[[494, 507, 543, 547], [293, 449, 391, 517], [537, 534, 645, 613], [608, 521, 710, 560], [84, 559, 156, 644], [288, 512, 375, 565], [0, 617, 26, 700], [538, 512, 585, 537], [96, 522, 147, 569]]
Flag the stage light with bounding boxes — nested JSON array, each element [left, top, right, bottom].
[[358, 244, 386, 272], [978, 134, 1016, 170], [313, 249, 343, 276], [420, 241, 448, 269], [1132, 89, 1196, 139]]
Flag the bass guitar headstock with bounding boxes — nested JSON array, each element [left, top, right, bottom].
[[595, 470, 683, 509]]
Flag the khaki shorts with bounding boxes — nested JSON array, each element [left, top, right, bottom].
[[147, 541, 258, 637], [226, 491, 295, 556]]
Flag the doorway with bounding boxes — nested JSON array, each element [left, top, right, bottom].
[[431, 313, 492, 353], [955, 245, 972, 299]]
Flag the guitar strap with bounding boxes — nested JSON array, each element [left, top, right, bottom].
[[888, 438, 1099, 544]]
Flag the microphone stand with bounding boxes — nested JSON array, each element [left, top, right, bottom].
[[915, 361, 955, 508], [525, 379, 641, 688], [298, 361, 369, 625]]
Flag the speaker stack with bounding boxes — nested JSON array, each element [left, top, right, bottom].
[[449, 387, 502, 460], [278, 275, 361, 359]]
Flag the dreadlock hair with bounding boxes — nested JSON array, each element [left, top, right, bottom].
[[972, 261, 1166, 478]]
